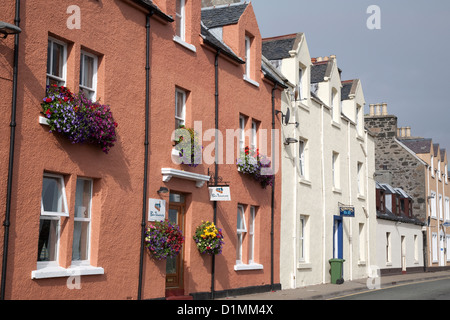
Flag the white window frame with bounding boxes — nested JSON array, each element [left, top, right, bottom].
[[245, 36, 251, 78], [298, 67, 303, 101], [431, 156, 435, 177], [47, 38, 67, 87], [236, 205, 247, 265], [239, 115, 246, 152], [359, 223, 366, 263], [356, 104, 362, 136], [175, 88, 186, 129], [439, 194, 443, 221], [386, 232, 391, 264], [445, 164, 448, 184], [432, 232, 438, 263], [37, 173, 69, 269], [79, 50, 98, 101], [332, 152, 340, 189], [175, 0, 185, 41], [72, 178, 93, 266], [447, 235, 450, 262], [298, 139, 308, 179], [251, 120, 258, 151], [248, 206, 256, 264], [331, 88, 339, 122], [357, 162, 364, 196], [445, 197, 450, 221], [438, 160, 442, 181], [298, 216, 306, 262], [40, 173, 69, 218], [431, 191, 437, 219]]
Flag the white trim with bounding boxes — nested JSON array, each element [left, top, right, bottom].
[[234, 263, 263, 271], [79, 50, 98, 101], [243, 74, 259, 87], [47, 37, 67, 86], [41, 173, 69, 218], [161, 168, 210, 188], [173, 36, 197, 53], [31, 265, 104, 280]]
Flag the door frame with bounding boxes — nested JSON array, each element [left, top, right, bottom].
[[165, 194, 186, 296]]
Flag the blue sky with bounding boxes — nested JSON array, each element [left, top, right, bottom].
[[251, 0, 450, 151]]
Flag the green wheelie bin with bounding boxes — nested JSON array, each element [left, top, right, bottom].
[[329, 259, 345, 284]]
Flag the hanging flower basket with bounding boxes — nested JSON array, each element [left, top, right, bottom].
[[173, 125, 202, 167], [145, 220, 184, 260], [41, 85, 118, 154], [193, 221, 225, 255], [237, 146, 275, 189]]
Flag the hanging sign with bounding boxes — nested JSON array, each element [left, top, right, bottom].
[[209, 186, 231, 201], [148, 199, 166, 222], [340, 206, 355, 218]]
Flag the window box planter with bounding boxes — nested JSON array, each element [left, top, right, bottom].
[[40, 85, 118, 154]]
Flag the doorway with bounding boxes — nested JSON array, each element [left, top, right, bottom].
[[333, 216, 343, 259], [166, 193, 186, 297]]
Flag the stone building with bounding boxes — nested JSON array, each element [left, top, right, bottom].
[[365, 104, 450, 271]]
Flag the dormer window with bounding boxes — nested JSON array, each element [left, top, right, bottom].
[[298, 67, 303, 101], [245, 36, 251, 77], [331, 88, 339, 122]]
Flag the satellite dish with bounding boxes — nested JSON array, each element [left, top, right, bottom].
[[283, 108, 290, 126]]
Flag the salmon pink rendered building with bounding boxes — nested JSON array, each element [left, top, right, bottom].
[[0, 0, 285, 300]]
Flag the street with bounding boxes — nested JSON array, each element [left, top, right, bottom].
[[334, 278, 450, 300]]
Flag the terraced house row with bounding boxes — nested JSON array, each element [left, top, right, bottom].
[[0, 0, 448, 300]]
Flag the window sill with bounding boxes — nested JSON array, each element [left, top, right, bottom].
[[31, 264, 104, 280], [357, 194, 366, 201], [297, 262, 312, 270], [243, 75, 260, 88], [173, 36, 197, 53], [331, 121, 341, 129], [332, 187, 342, 194], [297, 100, 310, 112], [234, 263, 263, 271], [299, 178, 312, 186], [39, 116, 49, 126]]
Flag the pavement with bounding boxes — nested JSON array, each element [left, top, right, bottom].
[[216, 270, 450, 300]]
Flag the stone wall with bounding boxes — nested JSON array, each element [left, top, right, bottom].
[[365, 114, 427, 222]]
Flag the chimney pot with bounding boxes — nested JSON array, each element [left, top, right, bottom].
[[406, 126, 411, 137], [382, 103, 388, 116], [376, 103, 382, 116], [369, 104, 375, 116]]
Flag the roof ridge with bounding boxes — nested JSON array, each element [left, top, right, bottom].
[[201, 1, 248, 11], [262, 33, 300, 42]]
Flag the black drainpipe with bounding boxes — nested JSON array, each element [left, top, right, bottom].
[[1, 0, 21, 301], [270, 83, 277, 291], [211, 49, 220, 300], [138, 11, 153, 301]]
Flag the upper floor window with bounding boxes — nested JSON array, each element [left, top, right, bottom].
[[298, 67, 303, 101], [79, 51, 98, 101], [251, 120, 258, 151], [175, 88, 186, 129], [357, 162, 364, 196], [356, 104, 362, 136], [331, 88, 339, 122], [431, 156, 435, 177], [236, 204, 246, 264], [47, 38, 67, 87], [245, 36, 251, 78], [239, 115, 247, 152], [299, 139, 309, 179], [175, 0, 186, 41], [438, 160, 442, 181], [332, 151, 340, 188], [445, 164, 448, 184]]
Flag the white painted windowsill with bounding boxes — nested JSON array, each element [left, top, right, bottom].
[[234, 263, 263, 271], [31, 265, 104, 280], [173, 36, 197, 53]]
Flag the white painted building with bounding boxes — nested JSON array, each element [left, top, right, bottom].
[[263, 33, 376, 289], [375, 182, 425, 275]]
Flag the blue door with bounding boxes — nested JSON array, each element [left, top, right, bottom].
[[333, 216, 343, 259]]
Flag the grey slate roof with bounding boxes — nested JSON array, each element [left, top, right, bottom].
[[262, 36, 297, 60], [200, 23, 244, 64], [311, 61, 331, 83], [201, 2, 248, 28], [261, 56, 289, 88], [399, 138, 432, 154]]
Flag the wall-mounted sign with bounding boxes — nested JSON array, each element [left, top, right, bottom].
[[209, 186, 231, 201], [148, 199, 166, 222], [340, 206, 355, 218]]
